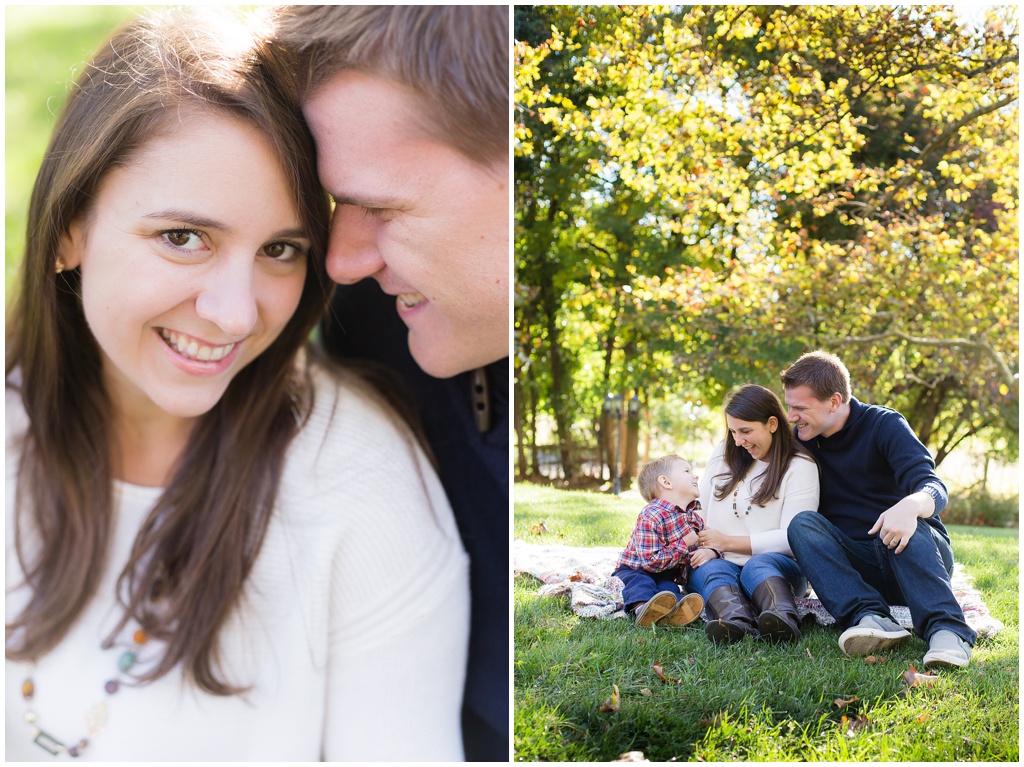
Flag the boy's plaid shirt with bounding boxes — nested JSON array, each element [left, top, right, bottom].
[[615, 498, 705, 582]]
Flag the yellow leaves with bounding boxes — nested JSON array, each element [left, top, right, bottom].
[[598, 684, 620, 714]]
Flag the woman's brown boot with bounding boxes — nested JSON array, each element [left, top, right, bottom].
[[703, 585, 759, 643], [751, 576, 803, 642]]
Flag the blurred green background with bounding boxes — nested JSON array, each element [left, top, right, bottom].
[[5, 5, 143, 300]]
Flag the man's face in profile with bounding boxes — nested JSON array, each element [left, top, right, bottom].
[[304, 71, 508, 379]]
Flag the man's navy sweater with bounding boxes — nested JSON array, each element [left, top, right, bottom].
[[796, 398, 949, 543]]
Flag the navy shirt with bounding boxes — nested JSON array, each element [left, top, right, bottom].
[[321, 280, 509, 761], [796, 398, 949, 543]]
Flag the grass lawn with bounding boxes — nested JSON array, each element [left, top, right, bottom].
[[514, 482, 1019, 762]]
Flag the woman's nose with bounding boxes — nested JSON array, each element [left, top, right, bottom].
[[194, 259, 258, 337]]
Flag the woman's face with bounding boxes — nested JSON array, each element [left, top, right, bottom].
[[726, 414, 778, 462], [61, 110, 310, 425]]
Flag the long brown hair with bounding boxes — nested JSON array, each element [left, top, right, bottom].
[[712, 384, 815, 506], [5, 8, 332, 695]]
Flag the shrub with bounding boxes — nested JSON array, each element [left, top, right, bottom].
[[944, 488, 1019, 528]]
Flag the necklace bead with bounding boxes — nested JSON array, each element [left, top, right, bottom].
[[732, 484, 752, 518], [21, 624, 148, 758]]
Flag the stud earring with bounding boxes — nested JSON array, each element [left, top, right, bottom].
[[55, 257, 67, 274]]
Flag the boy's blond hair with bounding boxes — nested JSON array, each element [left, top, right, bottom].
[[637, 454, 687, 502]]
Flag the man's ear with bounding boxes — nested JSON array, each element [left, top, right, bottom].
[[57, 219, 87, 270]]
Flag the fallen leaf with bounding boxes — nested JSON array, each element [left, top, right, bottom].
[[902, 665, 939, 688], [599, 684, 620, 714], [805, 647, 813, 660], [652, 662, 682, 684], [834, 695, 859, 708], [639, 688, 653, 697], [568, 572, 583, 582], [917, 712, 931, 723], [864, 655, 887, 665], [839, 713, 870, 736], [529, 520, 550, 535]]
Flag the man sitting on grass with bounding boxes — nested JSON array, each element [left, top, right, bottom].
[[782, 350, 976, 668], [611, 455, 708, 627]]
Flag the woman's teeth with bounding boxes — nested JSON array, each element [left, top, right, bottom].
[[160, 329, 235, 362]]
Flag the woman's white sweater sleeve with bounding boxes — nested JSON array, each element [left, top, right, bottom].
[[303, 377, 470, 761], [749, 456, 820, 557]]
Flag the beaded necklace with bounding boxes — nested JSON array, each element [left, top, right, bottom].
[[20, 627, 150, 758], [732, 480, 752, 518]]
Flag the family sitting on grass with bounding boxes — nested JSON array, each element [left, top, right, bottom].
[[612, 350, 977, 670]]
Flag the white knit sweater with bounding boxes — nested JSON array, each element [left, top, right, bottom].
[[698, 441, 820, 566], [5, 364, 470, 761]]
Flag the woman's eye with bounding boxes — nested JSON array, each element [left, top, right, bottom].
[[161, 229, 204, 250], [262, 241, 306, 261]]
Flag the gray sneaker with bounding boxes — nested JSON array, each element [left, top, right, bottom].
[[923, 630, 972, 669], [838, 614, 911, 657]]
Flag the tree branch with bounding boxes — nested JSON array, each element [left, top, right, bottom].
[[831, 329, 1017, 387]]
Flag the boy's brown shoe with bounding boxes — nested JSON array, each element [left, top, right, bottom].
[[659, 593, 704, 626], [634, 591, 679, 627]]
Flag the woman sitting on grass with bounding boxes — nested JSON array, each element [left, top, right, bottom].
[[689, 384, 819, 644]]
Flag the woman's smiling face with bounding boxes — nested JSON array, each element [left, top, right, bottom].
[[727, 414, 778, 462], [61, 110, 310, 425]]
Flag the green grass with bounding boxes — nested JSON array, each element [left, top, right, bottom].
[[5, 6, 149, 296], [514, 482, 1019, 762]]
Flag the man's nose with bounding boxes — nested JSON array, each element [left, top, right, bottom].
[[325, 204, 386, 285]]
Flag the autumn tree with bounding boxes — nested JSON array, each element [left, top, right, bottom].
[[515, 5, 1018, 479]]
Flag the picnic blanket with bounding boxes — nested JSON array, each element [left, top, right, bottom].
[[513, 539, 1005, 638]]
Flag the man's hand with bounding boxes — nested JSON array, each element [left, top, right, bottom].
[[868, 492, 936, 554], [690, 548, 717, 568]]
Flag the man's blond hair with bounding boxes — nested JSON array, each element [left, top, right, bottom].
[[637, 455, 687, 502], [269, 5, 507, 165]]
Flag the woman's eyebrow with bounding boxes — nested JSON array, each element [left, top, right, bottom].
[[144, 210, 231, 230], [143, 211, 307, 240]]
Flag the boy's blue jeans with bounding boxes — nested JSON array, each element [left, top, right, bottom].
[[612, 565, 681, 610], [786, 510, 977, 645], [687, 553, 806, 602]]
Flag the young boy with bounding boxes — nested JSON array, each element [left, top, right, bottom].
[[611, 455, 707, 627]]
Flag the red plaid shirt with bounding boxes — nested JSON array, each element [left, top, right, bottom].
[[616, 498, 705, 583]]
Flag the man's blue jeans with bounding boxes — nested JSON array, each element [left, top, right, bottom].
[[687, 553, 806, 602], [787, 510, 977, 645]]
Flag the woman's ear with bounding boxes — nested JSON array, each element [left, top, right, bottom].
[[57, 219, 87, 270], [767, 416, 778, 434]]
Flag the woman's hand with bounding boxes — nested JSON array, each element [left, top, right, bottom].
[[698, 528, 730, 551]]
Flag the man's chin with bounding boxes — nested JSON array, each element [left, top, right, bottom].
[[407, 329, 505, 379]]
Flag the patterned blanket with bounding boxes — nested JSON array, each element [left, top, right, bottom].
[[513, 540, 1005, 638]]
